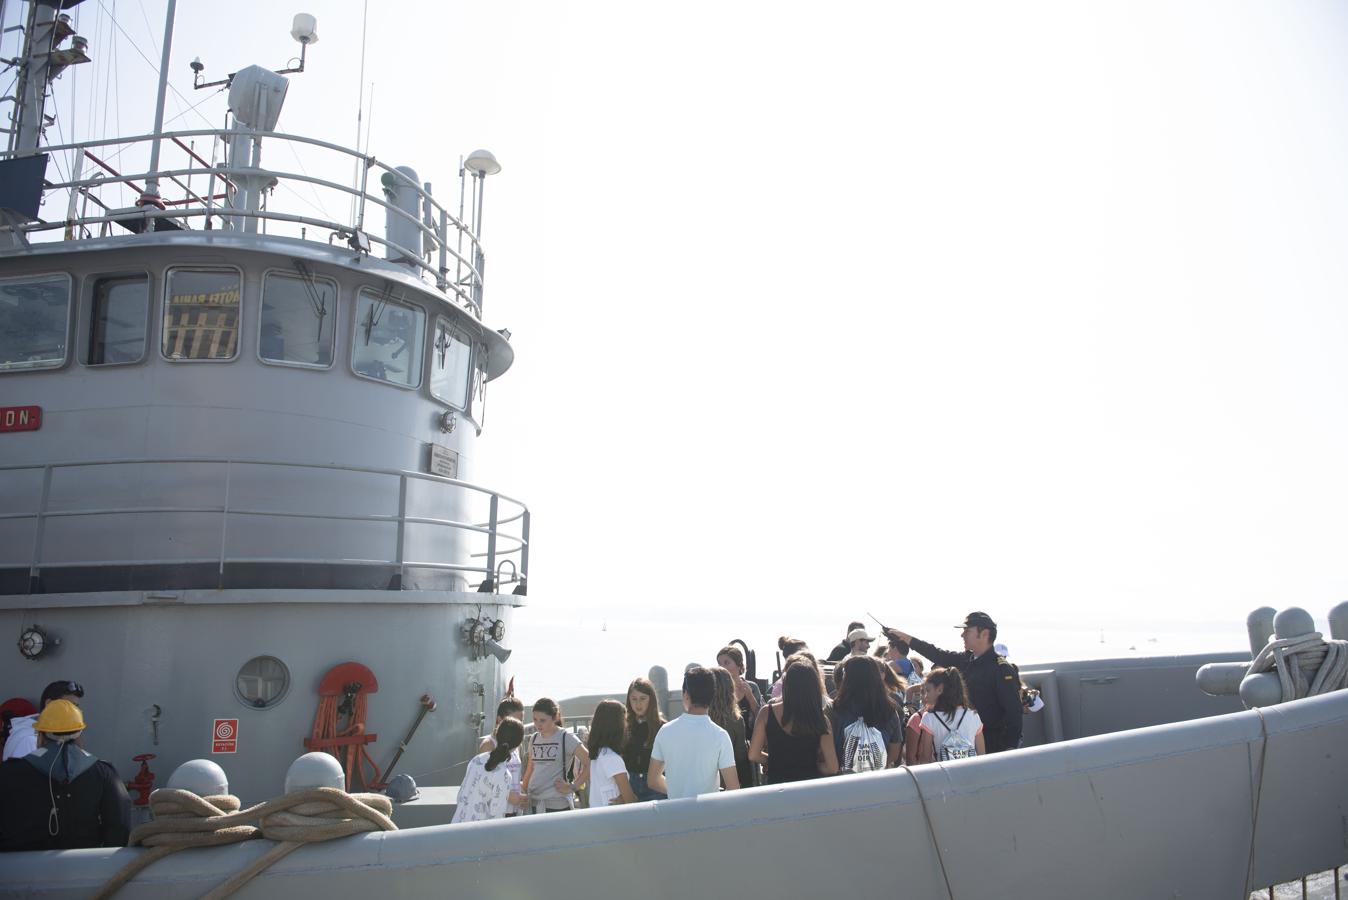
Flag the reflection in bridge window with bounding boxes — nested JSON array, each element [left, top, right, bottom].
[[0, 274, 71, 372], [470, 346, 487, 424], [163, 268, 241, 360], [352, 287, 425, 388], [260, 271, 336, 368], [88, 275, 148, 365], [430, 317, 471, 409]]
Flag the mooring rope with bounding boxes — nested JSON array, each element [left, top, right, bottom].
[[1241, 707, 1271, 899], [902, 765, 956, 900], [1248, 632, 1348, 702], [95, 786, 396, 900]]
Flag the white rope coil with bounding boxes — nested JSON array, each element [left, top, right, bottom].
[[1248, 631, 1348, 702]]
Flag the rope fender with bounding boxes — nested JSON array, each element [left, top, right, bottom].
[[94, 787, 396, 900]]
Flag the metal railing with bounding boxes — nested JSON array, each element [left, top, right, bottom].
[[0, 128, 487, 315], [0, 457, 528, 592]]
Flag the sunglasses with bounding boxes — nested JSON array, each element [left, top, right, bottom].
[[64, 681, 84, 697]]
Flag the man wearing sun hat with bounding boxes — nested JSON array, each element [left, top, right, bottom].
[[0, 699, 130, 850], [883, 611, 1023, 753]]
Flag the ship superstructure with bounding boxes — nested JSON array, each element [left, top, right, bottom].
[[0, 0, 525, 803]]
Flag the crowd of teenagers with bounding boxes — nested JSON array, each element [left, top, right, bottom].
[[452, 610, 1045, 823]]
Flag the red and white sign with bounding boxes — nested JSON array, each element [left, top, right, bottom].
[[0, 406, 41, 433], [212, 719, 238, 753]]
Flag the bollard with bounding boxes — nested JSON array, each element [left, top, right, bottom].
[[1273, 607, 1315, 640], [1239, 671, 1283, 708], [1247, 607, 1276, 657], [1327, 601, 1348, 642], [648, 666, 672, 721], [1196, 661, 1249, 697]]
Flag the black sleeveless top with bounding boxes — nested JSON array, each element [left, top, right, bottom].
[[764, 708, 821, 784]]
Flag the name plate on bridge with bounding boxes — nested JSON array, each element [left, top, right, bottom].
[[0, 406, 41, 433], [428, 443, 459, 479]]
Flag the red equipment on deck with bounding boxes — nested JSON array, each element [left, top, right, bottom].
[[305, 662, 383, 791]]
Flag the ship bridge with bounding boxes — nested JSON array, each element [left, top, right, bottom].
[[0, 111, 528, 598]]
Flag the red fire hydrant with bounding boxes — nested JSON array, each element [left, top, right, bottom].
[[126, 754, 156, 806]]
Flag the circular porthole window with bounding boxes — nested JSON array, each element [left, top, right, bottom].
[[235, 656, 291, 709]]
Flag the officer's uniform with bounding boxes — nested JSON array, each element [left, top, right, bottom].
[[907, 634, 1023, 753]]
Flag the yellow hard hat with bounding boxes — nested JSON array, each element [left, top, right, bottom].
[[35, 698, 85, 734]]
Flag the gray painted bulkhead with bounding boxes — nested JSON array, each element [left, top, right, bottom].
[[5, 687, 1344, 899], [0, 234, 524, 804], [0, 589, 520, 805]]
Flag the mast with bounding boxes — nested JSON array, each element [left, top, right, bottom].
[[8, 0, 89, 156], [139, 0, 176, 207]]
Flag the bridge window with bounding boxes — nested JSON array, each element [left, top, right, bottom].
[[88, 275, 149, 365], [260, 270, 336, 368], [429, 317, 472, 409], [0, 274, 71, 372], [163, 268, 241, 361], [352, 287, 424, 388]]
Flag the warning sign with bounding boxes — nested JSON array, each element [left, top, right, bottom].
[[212, 719, 238, 753]]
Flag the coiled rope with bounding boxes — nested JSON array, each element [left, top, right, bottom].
[[1248, 631, 1348, 702], [94, 786, 395, 900]]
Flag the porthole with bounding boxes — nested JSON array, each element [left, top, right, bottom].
[[234, 655, 291, 709]]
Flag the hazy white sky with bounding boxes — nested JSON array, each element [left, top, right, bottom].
[[17, 1, 1348, 645]]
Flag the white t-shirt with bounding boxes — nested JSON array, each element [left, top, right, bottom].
[[588, 747, 629, 808], [649, 712, 735, 800], [484, 734, 524, 814], [452, 751, 513, 823], [919, 707, 983, 760]]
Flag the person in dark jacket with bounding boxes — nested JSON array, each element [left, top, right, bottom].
[[825, 621, 866, 662], [0, 699, 131, 851], [883, 612, 1022, 753]]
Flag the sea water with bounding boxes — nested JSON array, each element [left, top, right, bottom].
[[508, 608, 1254, 703]]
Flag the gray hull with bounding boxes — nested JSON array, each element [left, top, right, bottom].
[[5, 684, 1344, 899]]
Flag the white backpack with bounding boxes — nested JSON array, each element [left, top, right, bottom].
[[933, 710, 976, 762], [841, 717, 887, 773]]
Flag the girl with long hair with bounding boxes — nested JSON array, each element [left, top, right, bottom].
[[716, 644, 762, 722], [916, 667, 986, 763], [769, 637, 810, 699], [749, 660, 839, 784], [452, 717, 525, 823], [586, 699, 638, 807], [476, 697, 526, 816], [829, 656, 903, 770], [709, 666, 755, 789], [622, 677, 666, 801], [521, 697, 589, 813]]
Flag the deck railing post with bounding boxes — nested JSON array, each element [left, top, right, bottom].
[[218, 460, 232, 588], [394, 474, 408, 589], [519, 509, 530, 586], [27, 465, 53, 592], [485, 494, 499, 590]]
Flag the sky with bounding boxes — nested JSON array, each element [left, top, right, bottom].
[[9, 1, 1348, 685]]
